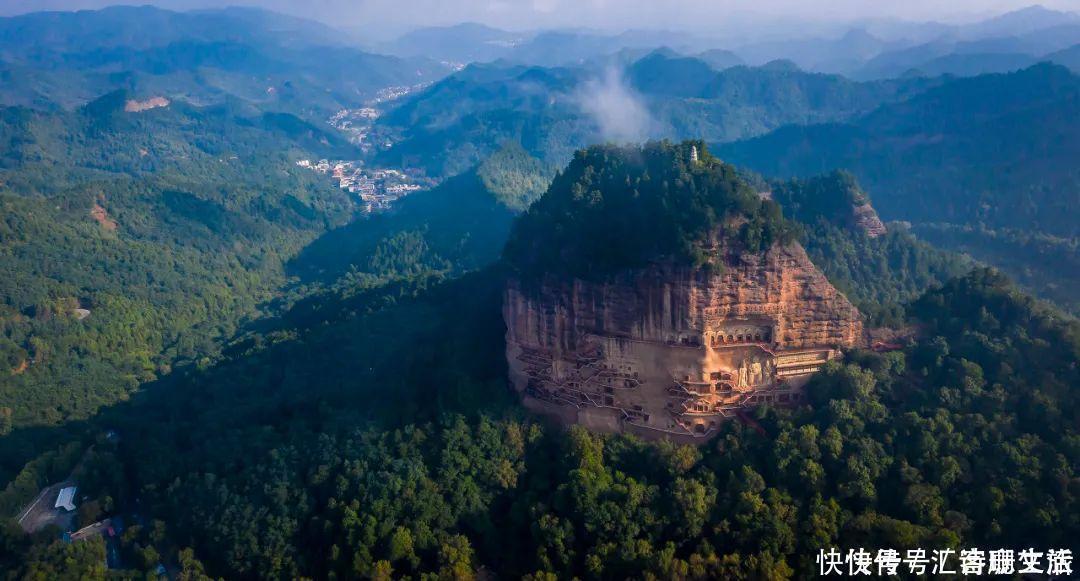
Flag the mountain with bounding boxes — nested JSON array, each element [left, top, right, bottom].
[[856, 20, 1080, 79], [625, 51, 720, 96], [2, 6, 1080, 580], [277, 141, 543, 286], [959, 4, 1080, 39], [694, 48, 745, 70], [699, 6, 1080, 78], [383, 25, 716, 68], [733, 27, 888, 73], [0, 93, 360, 479], [375, 54, 942, 177], [0, 5, 349, 54], [765, 171, 970, 324], [503, 141, 861, 440], [717, 63, 1080, 312], [909, 52, 1038, 77], [0, 6, 452, 113], [8, 142, 1064, 579], [1048, 43, 1080, 71], [502, 28, 717, 67], [384, 23, 526, 63]]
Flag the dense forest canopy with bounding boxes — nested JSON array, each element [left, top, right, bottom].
[[762, 171, 973, 326], [5, 262, 1075, 579], [504, 141, 796, 277], [0, 92, 360, 485]]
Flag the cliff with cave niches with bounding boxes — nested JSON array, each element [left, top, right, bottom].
[[502, 141, 863, 441]]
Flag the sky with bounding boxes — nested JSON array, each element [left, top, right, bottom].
[[2, 0, 1079, 34]]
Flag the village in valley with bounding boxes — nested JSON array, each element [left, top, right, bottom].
[[297, 158, 432, 212], [301, 84, 438, 212]]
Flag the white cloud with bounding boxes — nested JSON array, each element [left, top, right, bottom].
[[574, 67, 653, 143]]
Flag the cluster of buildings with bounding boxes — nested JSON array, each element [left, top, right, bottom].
[[296, 159, 429, 212], [327, 81, 430, 151], [370, 83, 431, 105], [311, 84, 440, 210], [328, 107, 381, 149]]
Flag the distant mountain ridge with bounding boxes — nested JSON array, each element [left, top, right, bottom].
[[375, 52, 943, 177], [716, 63, 1080, 312], [380, 5, 1078, 75], [0, 6, 452, 113]]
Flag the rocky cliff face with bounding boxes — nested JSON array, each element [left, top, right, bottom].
[[503, 242, 862, 441], [852, 202, 887, 238]]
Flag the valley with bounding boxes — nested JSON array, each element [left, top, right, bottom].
[[0, 3, 1077, 579]]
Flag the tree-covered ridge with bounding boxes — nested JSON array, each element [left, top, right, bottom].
[[912, 223, 1080, 316], [764, 170, 972, 326], [288, 168, 520, 287], [374, 55, 944, 178], [7, 265, 1075, 579], [719, 62, 1080, 237], [769, 170, 869, 227], [799, 224, 972, 327], [0, 6, 450, 115], [504, 141, 796, 277], [715, 64, 1080, 314], [0, 94, 359, 484], [476, 141, 552, 212]]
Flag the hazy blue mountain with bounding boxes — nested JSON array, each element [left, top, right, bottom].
[[958, 4, 1080, 39], [625, 51, 719, 96], [0, 5, 349, 56], [385, 22, 525, 63], [733, 28, 888, 73], [912, 52, 1039, 77], [857, 20, 1080, 79], [694, 48, 745, 70], [501, 28, 713, 67], [712, 6, 1080, 78], [1048, 43, 1080, 71], [0, 6, 452, 113]]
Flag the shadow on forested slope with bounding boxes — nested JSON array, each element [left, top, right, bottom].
[[0, 262, 517, 517], [0, 245, 520, 573], [287, 140, 551, 286], [286, 170, 518, 286]]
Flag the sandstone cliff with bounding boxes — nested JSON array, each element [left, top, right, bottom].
[[505, 243, 861, 352], [504, 242, 863, 441], [852, 202, 887, 238], [501, 141, 863, 441]]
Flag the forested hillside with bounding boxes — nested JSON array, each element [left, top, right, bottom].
[[4, 235, 1069, 579], [504, 141, 796, 277], [718, 63, 1080, 314], [1, 134, 1072, 580], [0, 6, 450, 114], [768, 172, 972, 326], [0, 92, 359, 483], [374, 55, 942, 177]]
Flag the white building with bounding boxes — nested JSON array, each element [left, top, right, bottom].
[[55, 486, 77, 512]]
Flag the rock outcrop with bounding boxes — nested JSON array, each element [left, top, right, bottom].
[[852, 202, 887, 238], [124, 96, 170, 113], [504, 242, 862, 441]]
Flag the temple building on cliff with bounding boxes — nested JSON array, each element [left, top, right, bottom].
[[503, 243, 863, 441]]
